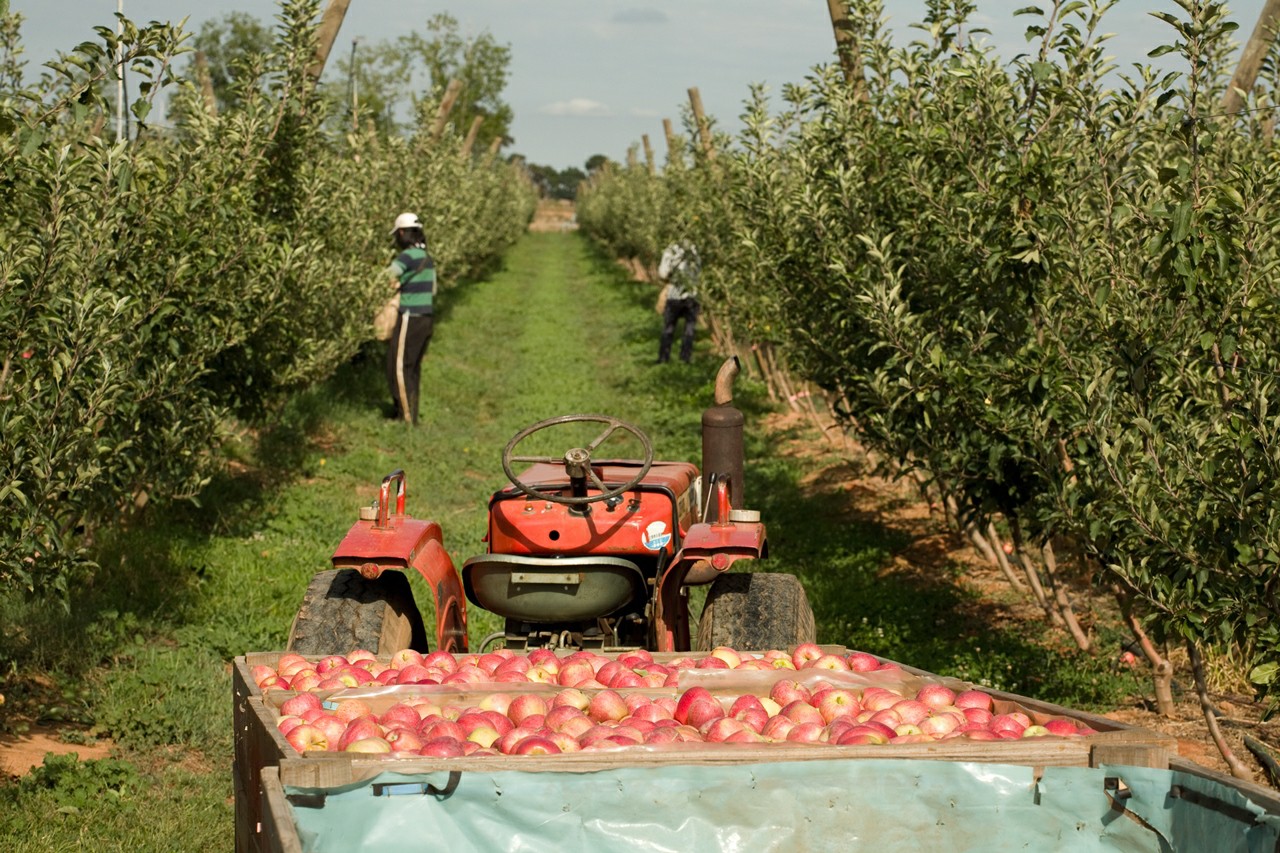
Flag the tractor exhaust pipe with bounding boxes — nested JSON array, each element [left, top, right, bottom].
[[701, 356, 745, 521]]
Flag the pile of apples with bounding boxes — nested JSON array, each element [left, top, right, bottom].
[[251, 643, 903, 693], [266, 644, 1097, 758]]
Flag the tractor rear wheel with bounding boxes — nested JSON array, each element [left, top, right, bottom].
[[287, 569, 428, 656], [696, 572, 816, 651]]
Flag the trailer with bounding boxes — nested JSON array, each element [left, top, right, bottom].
[[232, 649, 1280, 852]]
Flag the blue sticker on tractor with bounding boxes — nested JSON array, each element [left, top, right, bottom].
[[643, 521, 671, 551]]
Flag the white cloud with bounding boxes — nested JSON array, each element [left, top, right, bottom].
[[629, 107, 661, 118], [540, 98, 613, 117]]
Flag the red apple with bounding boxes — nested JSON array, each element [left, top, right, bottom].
[[345, 736, 392, 753], [276, 715, 304, 736], [786, 722, 827, 743], [675, 687, 715, 724], [280, 693, 324, 718], [288, 671, 323, 692], [919, 713, 962, 737], [421, 651, 458, 673], [315, 655, 349, 676], [781, 700, 824, 727], [331, 699, 374, 724], [379, 703, 422, 730], [807, 654, 850, 672], [703, 717, 748, 742], [814, 688, 860, 723], [709, 646, 743, 668], [390, 648, 424, 670], [419, 737, 465, 758], [683, 698, 726, 730], [915, 684, 957, 709], [845, 652, 880, 672], [251, 665, 280, 687], [285, 723, 330, 753], [506, 694, 549, 726], [1044, 719, 1080, 737], [954, 690, 994, 711], [556, 660, 596, 687], [337, 716, 385, 750], [835, 726, 890, 746], [385, 727, 427, 752], [588, 690, 630, 723], [769, 680, 811, 707], [891, 700, 931, 726], [761, 715, 796, 741], [791, 643, 825, 669], [478, 692, 514, 716]]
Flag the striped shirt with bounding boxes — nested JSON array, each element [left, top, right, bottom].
[[391, 247, 436, 315]]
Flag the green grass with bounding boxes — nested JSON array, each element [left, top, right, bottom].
[[0, 230, 1137, 849]]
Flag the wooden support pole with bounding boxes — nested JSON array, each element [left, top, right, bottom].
[[306, 0, 351, 81], [485, 134, 503, 164], [1223, 0, 1280, 115], [626, 145, 638, 169], [429, 78, 465, 142], [826, 0, 868, 99], [461, 115, 484, 158], [194, 50, 218, 116], [642, 134, 655, 174], [687, 87, 716, 161]]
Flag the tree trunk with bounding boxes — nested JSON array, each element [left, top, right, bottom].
[[1188, 641, 1255, 781], [1114, 586, 1176, 718], [1039, 539, 1091, 652], [687, 87, 716, 162]]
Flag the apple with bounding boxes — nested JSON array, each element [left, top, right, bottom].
[[334, 666, 373, 687], [280, 693, 324, 718], [544, 705, 587, 732], [631, 703, 674, 725], [285, 723, 330, 753], [311, 714, 347, 744], [331, 699, 374, 724], [875, 662, 903, 672], [464, 725, 501, 749], [962, 707, 994, 726], [421, 651, 458, 673], [860, 687, 904, 712], [990, 714, 1027, 736], [276, 715, 305, 737], [735, 707, 770, 733], [815, 688, 860, 723], [494, 656, 532, 676], [385, 727, 427, 752], [734, 660, 773, 671], [869, 709, 902, 729], [390, 648, 424, 670], [695, 656, 731, 670], [379, 704, 423, 730], [709, 646, 743, 668], [781, 700, 825, 727], [644, 727, 682, 746], [508, 694, 550, 726], [419, 737, 465, 758], [258, 676, 291, 691], [703, 717, 748, 742], [961, 730, 1002, 741], [954, 690, 994, 711], [251, 664, 280, 686], [729, 694, 765, 717], [890, 733, 934, 744], [807, 654, 851, 672], [421, 720, 466, 742], [478, 692, 514, 716], [595, 661, 627, 687], [791, 642, 825, 669], [345, 736, 393, 753], [891, 700, 931, 727], [588, 690, 630, 723], [345, 648, 377, 665], [786, 722, 827, 743], [675, 687, 714, 724], [769, 680, 811, 707], [919, 713, 962, 737], [1044, 719, 1081, 737], [1021, 725, 1051, 738], [476, 653, 506, 675], [337, 716, 385, 750], [525, 665, 558, 684], [683, 698, 726, 730], [845, 652, 880, 672], [396, 664, 438, 685], [551, 688, 591, 712], [835, 726, 890, 746], [915, 684, 957, 709], [315, 655, 349, 676], [288, 671, 323, 692], [556, 660, 596, 687], [761, 715, 796, 741], [893, 723, 923, 737], [480, 710, 515, 736], [759, 697, 782, 717]]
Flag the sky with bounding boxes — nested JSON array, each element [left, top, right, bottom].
[[7, 1, 1271, 170]]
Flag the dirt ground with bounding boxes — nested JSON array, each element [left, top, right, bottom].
[[528, 198, 577, 233], [0, 722, 114, 778]]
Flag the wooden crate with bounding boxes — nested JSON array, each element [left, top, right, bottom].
[[234, 647, 1180, 850]]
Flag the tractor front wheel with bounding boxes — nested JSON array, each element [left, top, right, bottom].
[[696, 572, 816, 651], [287, 569, 428, 657]]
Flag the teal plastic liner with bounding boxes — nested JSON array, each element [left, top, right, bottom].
[[283, 759, 1280, 852]]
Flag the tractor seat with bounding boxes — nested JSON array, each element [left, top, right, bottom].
[[462, 554, 646, 623]]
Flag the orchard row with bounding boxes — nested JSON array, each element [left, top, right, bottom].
[[577, 1, 1280, 695]]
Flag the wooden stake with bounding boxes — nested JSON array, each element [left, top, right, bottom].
[[429, 78, 465, 142], [306, 0, 351, 81], [687, 87, 716, 161], [194, 50, 218, 116], [626, 145, 638, 169], [461, 115, 484, 158], [826, 0, 868, 99], [1222, 0, 1280, 115], [486, 135, 503, 164], [642, 134, 655, 174]]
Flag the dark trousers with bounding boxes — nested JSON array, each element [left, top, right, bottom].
[[387, 312, 433, 424], [659, 298, 700, 363]]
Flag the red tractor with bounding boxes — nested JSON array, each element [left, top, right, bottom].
[[286, 358, 815, 657]]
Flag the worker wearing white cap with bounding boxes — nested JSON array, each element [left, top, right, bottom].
[[386, 212, 436, 425]]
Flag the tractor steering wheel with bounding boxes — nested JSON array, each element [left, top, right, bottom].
[[501, 414, 655, 506]]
